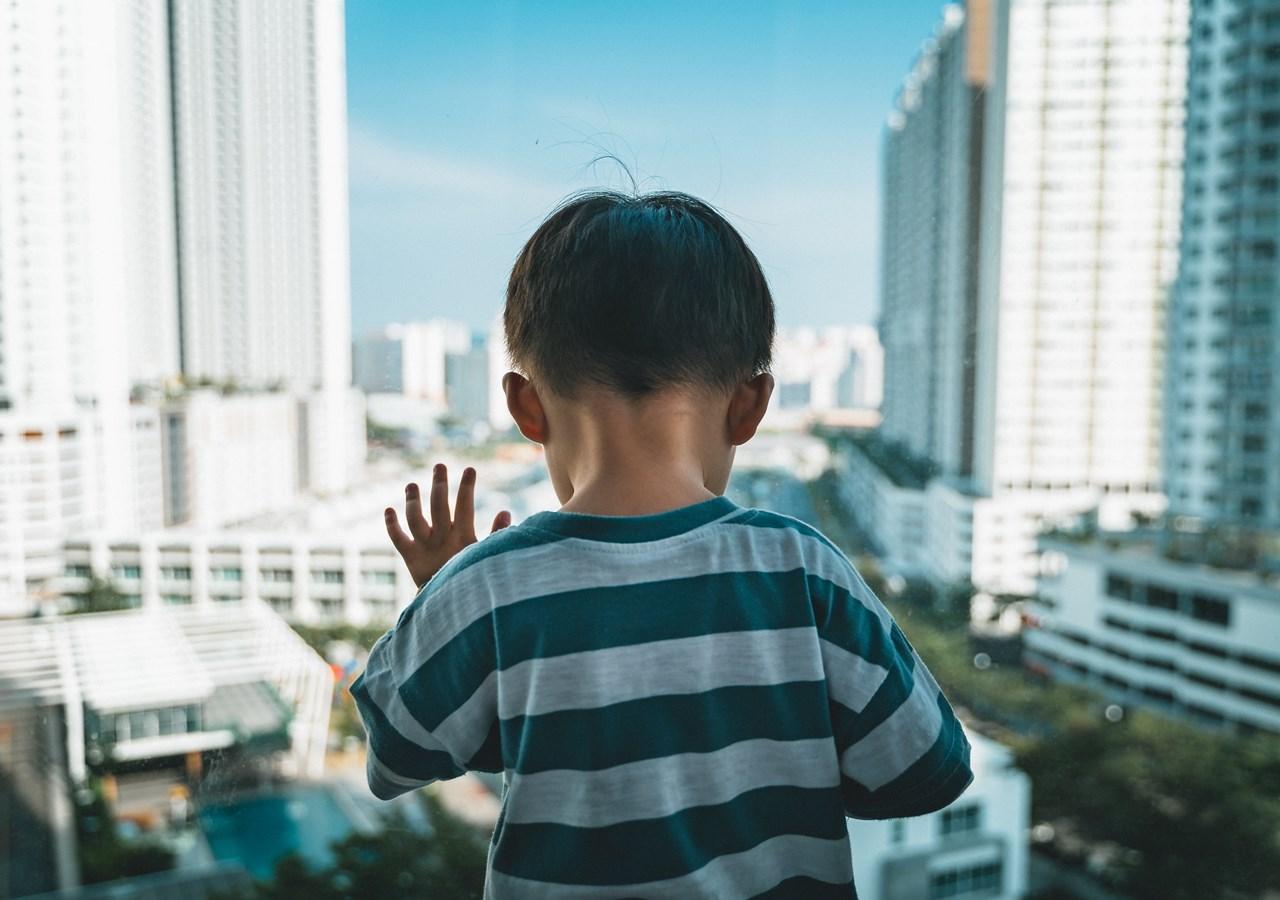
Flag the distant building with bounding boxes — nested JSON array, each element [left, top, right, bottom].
[[354, 321, 472, 406], [860, 0, 1187, 592], [170, 0, 351, 392], [62, 532, 408, 627], [353, 332, 406, 395], [488, 315, 513, 431], [1027, 529, 1280, 734], [848, 731, 1030, 899], [0, 1, 177, 614], [1164, 0, 1280, 528], [0, 410, 164, 617], [1026, 0, 1280, 736], [59, 458, 559, 627], [446, 339, 492, 425], [160, 391, 302, 528], [0, 604, 331, 894], [771, 326, 884, 417]]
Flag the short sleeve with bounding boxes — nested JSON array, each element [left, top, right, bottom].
[[350, 571, 501, 800], [811, 556, 973, 819]]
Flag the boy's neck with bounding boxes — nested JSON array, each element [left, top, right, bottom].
[[548, 388, 730, 517]]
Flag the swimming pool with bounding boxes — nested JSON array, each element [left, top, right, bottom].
[[198, 784, 356, 881]]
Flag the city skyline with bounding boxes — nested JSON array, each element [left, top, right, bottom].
[[343, 0, 945, 332]]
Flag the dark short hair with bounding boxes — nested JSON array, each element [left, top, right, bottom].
[[504, 191, 775, 397]]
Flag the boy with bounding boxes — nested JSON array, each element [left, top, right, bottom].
[[351, 191, 972, 898]]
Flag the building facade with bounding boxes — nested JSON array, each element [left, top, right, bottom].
[[1165, 0, 1280, 527], [866, 0, 1188, 592], [160, 391, 303, 528], [880, 3, 989, 476], [170, 0, 352, 392], [1027, 532, 1280, 733], [62, 531, 413, 627]]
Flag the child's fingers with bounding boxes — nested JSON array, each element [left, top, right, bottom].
[[385, 507, 414, 556], [404, 483, 430, 542], [490, 510, 512, 534], [454, 467, 477, 541], [429, 463, 451, 534]]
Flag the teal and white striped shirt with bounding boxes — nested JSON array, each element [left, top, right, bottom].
[[351, 495, 972, 899]]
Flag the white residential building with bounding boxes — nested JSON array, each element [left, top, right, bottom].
[[866, 0, 1187, 592], [773, 326, 884, 415], [60, 457, 560, 626], [973, 0, 1187, 502], [170, 0, 352, 393], [160, 391, 303, 528], [0, 1, 175, 614], [847, 731, 1030, 900], [1027, 530, 1280, 734]]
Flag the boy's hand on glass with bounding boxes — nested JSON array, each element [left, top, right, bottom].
[[385, 464, 512, 589]]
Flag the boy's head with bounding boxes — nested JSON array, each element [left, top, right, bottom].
[[504, 190, 775, 398]]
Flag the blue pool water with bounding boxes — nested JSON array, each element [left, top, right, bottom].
[[198, 784, 356, 880]]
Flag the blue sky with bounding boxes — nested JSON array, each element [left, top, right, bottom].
[[345, 0, 945, 333]]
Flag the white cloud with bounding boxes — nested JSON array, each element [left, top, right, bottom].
[[348, 123, 557, 204]]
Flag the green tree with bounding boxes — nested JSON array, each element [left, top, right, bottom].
[[76, 779, 175, 884], [69, 576, 133, 615]]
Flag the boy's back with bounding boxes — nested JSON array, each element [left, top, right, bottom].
[[352, 495, 972, 898]]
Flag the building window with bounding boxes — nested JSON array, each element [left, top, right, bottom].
[[1187, 640, 1228, 659], [312, 569, 344, 584], [1238, 686, 1280, 709], [1105, 573, 1133, 601], [110, 564, 141, 580], [890, 819, 906, 845], [1185, 670, 1226, 691], [266, 596, 293, 615], [261, 568, 294, 583], [1240, 653, 1280, 675], [1190, 593, 1230, 627], [64, 563, 91, 578], [929, 860, 1002, 899], [1146, 585, 1179, 612], [163, 594, 191, 606], [362, 570, 396, 585], [940, 804, 982, 837], [210, 566, 242, 582], [160, 566, 191, 580]]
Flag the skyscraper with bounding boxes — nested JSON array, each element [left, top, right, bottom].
[[880, 2, 990, 477], [972, 0, 1188, 501], [0, 1, 174, 608], [1165, 0, 1280, 528], [0, 0, 178, 411], [169, 0, 352, 391]]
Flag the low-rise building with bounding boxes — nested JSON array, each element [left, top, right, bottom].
[[1027, 528, 1280, 734], [836, 432, 1164, 596], [847, 731, 1030, 900], [0, 603, 332, 894]]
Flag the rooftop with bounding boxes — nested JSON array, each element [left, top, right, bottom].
[[839, 431, 938, 490], [0, 603, 326, 719], [1041, 521, 1280, 588]]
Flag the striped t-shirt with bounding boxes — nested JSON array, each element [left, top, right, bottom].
[[351, 495, 972, 899]]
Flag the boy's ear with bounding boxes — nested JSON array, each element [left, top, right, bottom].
[[503, 372, 549, 444], [726, 373, 773, 446]]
